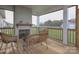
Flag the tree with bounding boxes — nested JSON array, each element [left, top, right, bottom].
[[39, 20, 63, 27]]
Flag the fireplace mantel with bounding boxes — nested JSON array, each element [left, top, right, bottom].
[[16, 24, 32, 27]]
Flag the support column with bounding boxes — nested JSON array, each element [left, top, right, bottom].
[[37, 16, 40, 33], [37, 16, 40, 27], [63, 6, 68, 45]]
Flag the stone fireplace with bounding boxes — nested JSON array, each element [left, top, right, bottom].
[[15, 24, 32, 39]]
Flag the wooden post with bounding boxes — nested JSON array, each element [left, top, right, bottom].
[[76, 5, 79, 47]]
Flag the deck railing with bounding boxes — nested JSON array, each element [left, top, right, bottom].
[[32, 27, 76, 45], [67, 29, 76, 45], [32, 27, 63, 41], [48, 28, 63, 41], [0, 27, 15, 36], [0, 27, 76, 45]]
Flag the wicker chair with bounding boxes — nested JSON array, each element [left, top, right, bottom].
[[24, 29, 48, 53], [0, 33, 17, 53]]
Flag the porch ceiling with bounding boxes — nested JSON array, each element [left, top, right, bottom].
[[22, 5, 73, 16]]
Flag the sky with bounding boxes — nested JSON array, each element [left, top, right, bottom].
[[3, 6, 76, 25], [32, 6, 76, 25], [4, 10, 14, 24]]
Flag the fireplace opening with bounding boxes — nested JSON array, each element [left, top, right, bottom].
[[19, 29, 30, 40]]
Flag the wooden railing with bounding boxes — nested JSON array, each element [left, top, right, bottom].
[[67, 29, 76, 45], [32, 27, 76, 45], [0, 27, 76, 45], [48, 28, 63, 41], [0, 27, 15, 36], [32, 27, 63, 41], [32, 27, 39, 34]]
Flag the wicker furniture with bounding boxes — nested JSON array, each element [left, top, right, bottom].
[[0, 33, 17, 53], [24, 29, 48, 53]]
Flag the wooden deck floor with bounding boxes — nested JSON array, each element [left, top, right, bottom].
[[0, 38, 79, 54], [24, 39, 79, 54]]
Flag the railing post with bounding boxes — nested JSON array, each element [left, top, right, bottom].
[[63, 6, 68, 45]]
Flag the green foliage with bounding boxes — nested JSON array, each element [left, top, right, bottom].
[[39, 20, 63, 27]]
